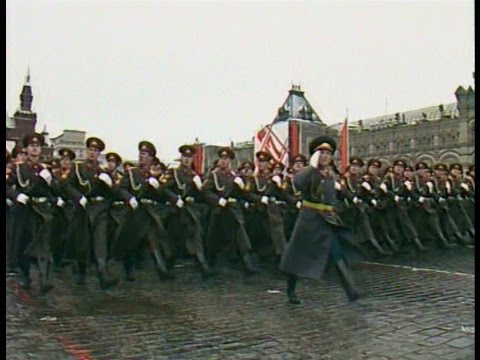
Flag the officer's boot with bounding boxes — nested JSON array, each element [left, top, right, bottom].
[[196, 252, 217, 280], [335, 259, 360, 302], [152, 250, 175, 281], [412, 238, 428, 252], [52, 254, 62, 273], [241, 252, 258, 276], [287, 275, 301, 305], [74, 261, 87, 285], [18, 259, 31, 290], [38, 258, 54, 295], [123, 256, 136, 282], [437, 234, 455, 249], [97, 258, 118, 289], [385, 235, 400, 253], [369, 236, 392, 257]]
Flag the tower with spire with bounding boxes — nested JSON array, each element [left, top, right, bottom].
[[6, 68, 46, 154]]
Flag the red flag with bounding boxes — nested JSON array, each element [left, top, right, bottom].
[[339, 117, 349, 174], [193, 143, 204, 175]]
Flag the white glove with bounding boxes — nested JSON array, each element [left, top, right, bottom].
[[148, 177, 160, 189], [129, 197, 139, 210], [394, 195, 401, 203], [361, 182, 372, 192], [418, 196, 425, 203], [244, 202, 250, 209], [404, 180, 412, 191], [309, 151, 320, 168], [56, 197, 66, 207], [261, 196, 269, 205], [16, 193, 29, 205], [79, 196, 88, 208], [335, 181, 342, 191], [371, 199, 378, 207], [439, 197, 446, 203], [271, 175, 282, 187], [352, 196, 360, 205], [218, 197, 227, 207], [296, 201, 302, 209], [39, 168, 52, 185], [98, 173, 113, 187], [426, 182, 434, 193], [233, 177, 245, 190], [176, 198, 184, 208], [192, 175, 203, 190], [460, 183, 470, 191], [6, 199, 14, 207], [380, 183, 388, 193]]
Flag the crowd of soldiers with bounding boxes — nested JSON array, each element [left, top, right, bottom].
[[5, 132, 475, 295]]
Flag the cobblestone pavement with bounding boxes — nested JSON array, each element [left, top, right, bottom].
[[6, 245, 474, 360]]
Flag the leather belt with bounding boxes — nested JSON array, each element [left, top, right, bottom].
[[140, 198, 159, 205], [89, 196, 106, 203], [112, 201, 125, 206], [31, 197, 48, 204], [302, 200, 335, 213]]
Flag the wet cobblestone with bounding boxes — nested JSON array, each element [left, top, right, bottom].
[[6, 247, 474, 359]]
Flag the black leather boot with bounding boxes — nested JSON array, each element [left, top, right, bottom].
[[18, 261, 31, 290], [74, 262, 86, 285], [123, 256, 136, 282], [287, 275, 301, 305], [413, 238, 428, 252], [38, 258, 54, 295], [241, 253, 258, 276], [336, 259, 360, 302], [369, 237, 392, 256], [97, 258, 119, 289], [153, 250, 175, 280], [196, 253, 217, 280]]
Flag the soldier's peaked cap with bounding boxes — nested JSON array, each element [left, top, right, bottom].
[[58, 148, 76, 160], [449, 163, 463, 171], [393, 159, 406, 167], [367, 159, 382, 168], [309, 136, 337, 155], [138, 141, 157, 156], [291, 154, 307, 164], [86, 137, 105, 152], [349, 157, 364, 167], [255, 151, 272, 162], [415, 162, 429, 170], [179, 144, 196, 156], [22, 133, 45, 148], [217, 147, 235, 159], [433, 163, 447, 171], [106, 152, 122, 164]]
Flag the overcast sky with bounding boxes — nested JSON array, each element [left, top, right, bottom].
[[6, 0, 474, 162]]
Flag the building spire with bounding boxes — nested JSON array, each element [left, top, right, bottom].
[[24, 66, 31, 86]]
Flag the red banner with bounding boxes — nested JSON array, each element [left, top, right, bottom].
[[339, 118, 349, 174], [193, 144, 204, 175], [288, 121, 299, 161]]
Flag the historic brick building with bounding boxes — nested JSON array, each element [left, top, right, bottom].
[[6, 69, 53, 159], [202, 81, 474, 172]]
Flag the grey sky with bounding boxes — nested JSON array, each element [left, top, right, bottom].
[[6, 0, 474, 162]]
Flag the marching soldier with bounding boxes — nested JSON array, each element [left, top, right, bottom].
[[63, 137, 118, 288], [8, 133, 56, 293], [338, 157, 391, 257], [280, 136, 366, 305], [448, 163, 475, 243], [464, 165, 475, 224], [411, 162, 454, 249], [243, 151, 288, 267], [282, 154, 306, 241], [238, 161, 254, 178], [432, 163, 468, 246], [202, 147, 257, 275], [112, 141, 178, 281], [380, 159, 427, 252], [50, 148, 76, 272], [6, 151, 17, 274], [361, 159, 400, 253], [164, 144, 215, 279]]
